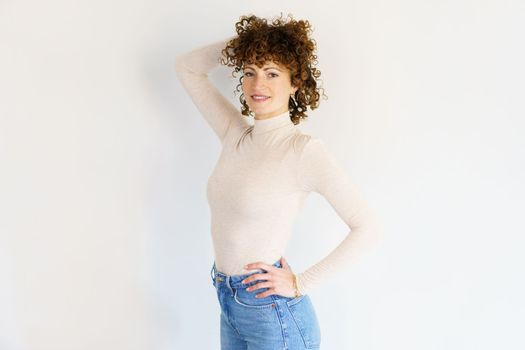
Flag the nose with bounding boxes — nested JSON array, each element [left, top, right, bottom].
[[252, 74, 267, 90]]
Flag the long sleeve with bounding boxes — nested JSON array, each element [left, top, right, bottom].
[[295, 138, 384, 296], [174, 37, 250, 144]]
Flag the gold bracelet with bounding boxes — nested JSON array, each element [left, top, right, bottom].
[[292, 274, 301, 297]]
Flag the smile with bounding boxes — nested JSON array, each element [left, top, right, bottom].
[[252, 95, 270, 102]]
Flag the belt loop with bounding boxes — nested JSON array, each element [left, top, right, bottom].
[[226, 275, 234, 296]]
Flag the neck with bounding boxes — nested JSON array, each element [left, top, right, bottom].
[[252, 110, 294, 135]]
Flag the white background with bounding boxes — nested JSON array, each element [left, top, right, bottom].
[[1, 0, 524, 349]]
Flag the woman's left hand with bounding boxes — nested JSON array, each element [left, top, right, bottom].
[[242, 256, 300, 298]]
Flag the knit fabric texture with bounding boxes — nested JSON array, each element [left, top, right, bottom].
[[174, 38, 383, 295]]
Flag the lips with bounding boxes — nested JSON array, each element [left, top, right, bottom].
[[252, 95, 270, 101]]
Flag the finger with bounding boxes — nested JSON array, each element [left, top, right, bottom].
[[280, 256, 291, 270], [255, 288, 276, 299], [246, 281, 273, 292], [245, 262, 276, 273], [242, 273, 273, 285]]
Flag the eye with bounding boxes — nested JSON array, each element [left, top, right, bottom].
[[244, 72, 253, 77], [269, 73, 279, 78]]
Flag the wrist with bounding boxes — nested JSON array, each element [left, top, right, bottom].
[[292, 273, 302, 297]]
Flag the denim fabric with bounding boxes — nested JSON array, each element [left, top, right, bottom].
[[211, 259, 321, 349]]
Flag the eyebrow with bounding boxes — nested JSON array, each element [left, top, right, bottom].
[[243, 66, 283, 72]]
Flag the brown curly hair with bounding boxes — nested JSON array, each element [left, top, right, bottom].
[[220, 13, 327, 125]]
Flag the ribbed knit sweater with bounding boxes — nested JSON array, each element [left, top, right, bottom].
[[174, 38, 383, 295]]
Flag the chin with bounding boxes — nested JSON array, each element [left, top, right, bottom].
[[250, 106, 274, 115]]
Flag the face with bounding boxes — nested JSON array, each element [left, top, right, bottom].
[[241, 61, 298, 120]]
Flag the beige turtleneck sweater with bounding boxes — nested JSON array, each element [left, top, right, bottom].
[[174, 38, 383, 296]]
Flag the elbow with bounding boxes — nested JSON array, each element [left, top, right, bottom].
[[174, 53, 202, 78], [368, 212, 385, 248], [351, 209, 385, 248], [174, 52, 194, 75]]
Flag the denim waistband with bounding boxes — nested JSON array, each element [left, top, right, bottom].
[[210, 259, 283, 289]]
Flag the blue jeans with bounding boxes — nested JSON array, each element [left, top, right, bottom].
[[210, 259, 321, 349]]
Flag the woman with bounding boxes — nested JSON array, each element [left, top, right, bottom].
[[175, 13, 382, 350]]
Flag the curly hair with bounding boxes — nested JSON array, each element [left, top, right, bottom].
[[220, 13, 327, 125]]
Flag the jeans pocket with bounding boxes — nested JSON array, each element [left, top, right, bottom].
[[286, 295, 321, 348], [232, 287, 278, 309]]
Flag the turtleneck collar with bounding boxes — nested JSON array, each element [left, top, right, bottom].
[[252, 110, 294, 135]]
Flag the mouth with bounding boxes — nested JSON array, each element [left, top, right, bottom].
[[251, 95, 271, 102]]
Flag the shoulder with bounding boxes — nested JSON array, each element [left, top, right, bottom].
[[295, 131, 345, 179], [290, 131, 329, 160], [293, 133, 341, 192], [286, 130, 321, 154]]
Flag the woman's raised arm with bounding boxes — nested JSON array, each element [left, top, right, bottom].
[[175, 37, 250, 144]]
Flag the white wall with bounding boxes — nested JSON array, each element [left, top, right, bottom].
[[1, 1, 524, 349]]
